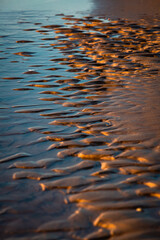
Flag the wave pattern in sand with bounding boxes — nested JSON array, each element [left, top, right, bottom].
[[0, 14, 160, 239]]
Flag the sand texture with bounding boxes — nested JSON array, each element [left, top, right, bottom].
[[0, 1, 160, 239]]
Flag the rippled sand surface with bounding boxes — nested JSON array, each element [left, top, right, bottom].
[[0, 9, 160, 240]]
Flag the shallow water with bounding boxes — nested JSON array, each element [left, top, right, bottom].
[[0, 1, 160, 239]]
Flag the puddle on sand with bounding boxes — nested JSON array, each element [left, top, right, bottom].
[[0, 7, 160, 240]]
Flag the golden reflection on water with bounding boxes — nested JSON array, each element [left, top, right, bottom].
[[0, 11, 160, 240]]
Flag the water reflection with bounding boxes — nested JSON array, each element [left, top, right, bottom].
[[0, 1, 160, 239], [0, 0, 93, 13]]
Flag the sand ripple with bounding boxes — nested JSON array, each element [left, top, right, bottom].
[[0, 13, 160, 239]]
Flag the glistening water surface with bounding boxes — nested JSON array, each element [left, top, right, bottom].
[[0, 0, 160, 239]]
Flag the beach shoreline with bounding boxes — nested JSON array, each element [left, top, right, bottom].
[[0, 1, 160, 239]]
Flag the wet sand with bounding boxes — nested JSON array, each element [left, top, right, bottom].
[[0, 1, 160, 239], [92, 0, 160, 20]]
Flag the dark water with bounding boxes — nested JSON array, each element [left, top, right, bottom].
[[0, 1, 160, 239]]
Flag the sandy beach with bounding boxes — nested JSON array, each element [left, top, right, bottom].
[[92, 0, 160, 20], [0, 0, 160, 239]]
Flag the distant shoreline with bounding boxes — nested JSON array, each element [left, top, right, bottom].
[[1, 0, 160, 22]]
